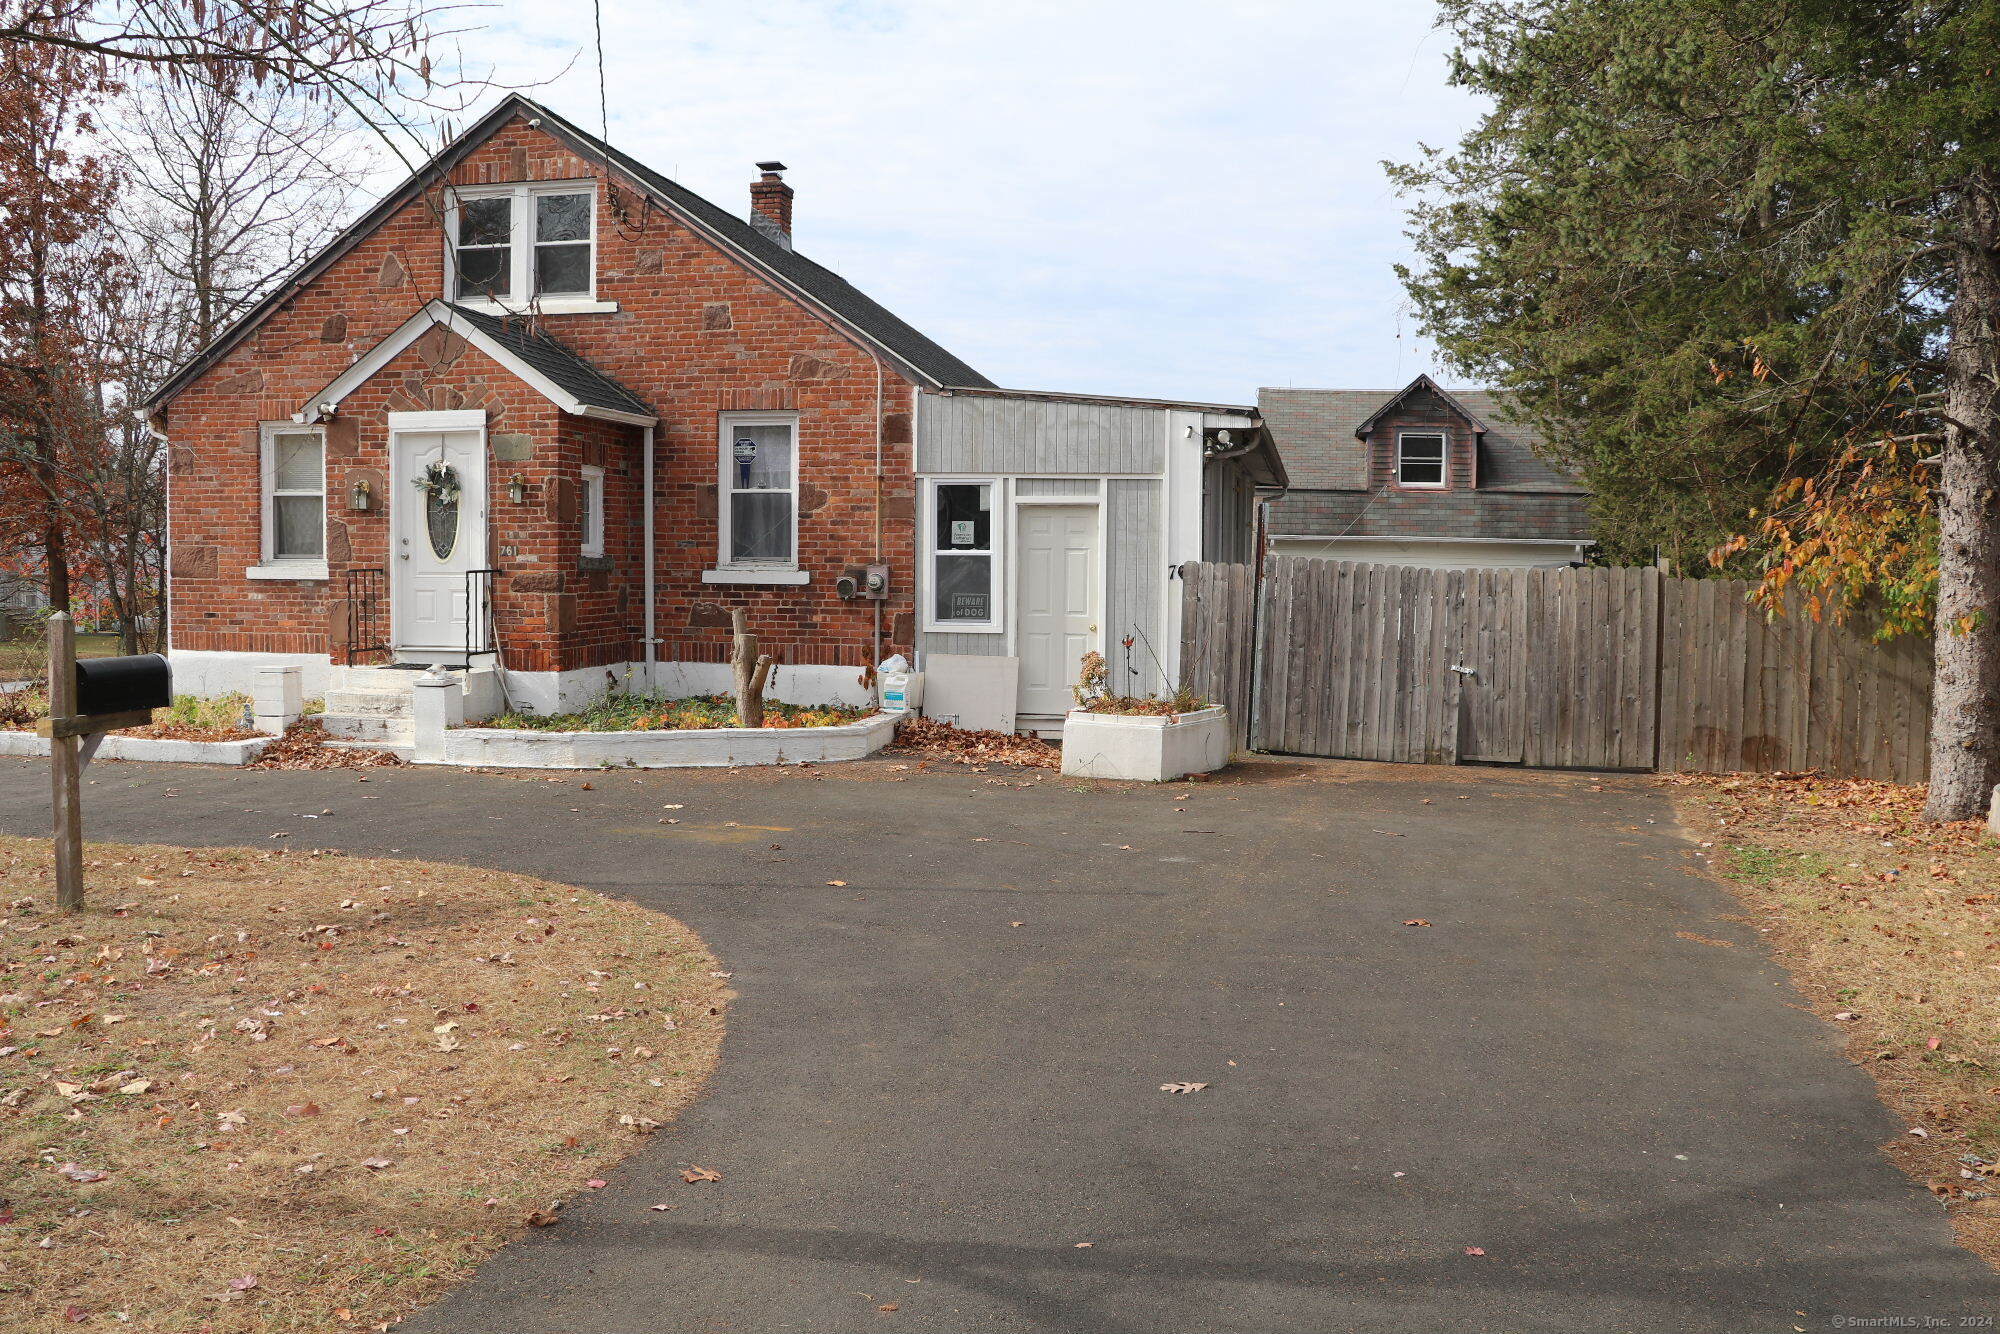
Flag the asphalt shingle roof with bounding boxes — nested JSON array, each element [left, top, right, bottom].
[[449, 304, 654, 418], [1256, 385, 1586, 494], [529, 100, 993, 390]]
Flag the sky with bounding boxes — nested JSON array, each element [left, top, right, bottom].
[[455, 0, 1485, 404]]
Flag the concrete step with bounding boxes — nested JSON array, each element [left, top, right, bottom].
[[323, 688, 414, 719], [324, 737, 416, 760], [320, 713, 415, 746]]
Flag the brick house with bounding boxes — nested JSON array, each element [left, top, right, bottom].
[[142, 94, 1282, 737], [1258, 376, 1592, 568]]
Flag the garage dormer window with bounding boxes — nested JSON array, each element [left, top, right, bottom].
[[449, 182, 610, 313], [1397, 431, 1448, 488]]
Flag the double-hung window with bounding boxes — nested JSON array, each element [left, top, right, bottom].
[[579, 465, 605, 559], [927, 480, 998, 630], [718, 414, 798, 567], [1396, 432, 1448, 488], [450, 182, 600, 309], [257, 424, 326, 573]]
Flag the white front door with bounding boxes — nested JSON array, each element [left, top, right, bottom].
[[391, 428, 486, 656], [1016, 503, 1099, 716]]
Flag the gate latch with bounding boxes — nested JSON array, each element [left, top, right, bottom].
[[1450, 664, 1479, 677]]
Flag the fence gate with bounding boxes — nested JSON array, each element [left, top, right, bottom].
[[1180, 556, 1926, 780], [1248, 559, 1657, 769]]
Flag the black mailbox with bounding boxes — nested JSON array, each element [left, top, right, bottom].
[[74, 654, 172, 717]]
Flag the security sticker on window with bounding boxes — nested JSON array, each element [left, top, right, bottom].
[[734, 438, 756, 486], [951, 593, 989, 619], [950, 519, 976, 547]]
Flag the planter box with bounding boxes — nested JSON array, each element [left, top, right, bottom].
[[0, 730, 273, 766], [434, 711, 898, 769], [1060, 706, 1230, 782]]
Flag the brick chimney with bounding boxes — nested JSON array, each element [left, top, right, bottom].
[[749, 161, 793, 251]]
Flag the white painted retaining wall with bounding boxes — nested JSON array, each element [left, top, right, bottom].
[[0, 731, 273, 765], [431, 711, 897, 769]]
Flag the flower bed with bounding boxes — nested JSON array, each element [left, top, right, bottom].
[[0, 687, 275, 764], [0, 687, 260, 742], [478, 693, 872, 733]]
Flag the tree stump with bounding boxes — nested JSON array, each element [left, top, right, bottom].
[[730, 608, 775, 727]]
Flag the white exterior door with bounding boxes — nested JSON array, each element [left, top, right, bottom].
[[1016, 504, 1099, 716], [392, 427, 486, 656]]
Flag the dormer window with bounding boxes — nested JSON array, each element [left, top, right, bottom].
[[449, 182, 609, 312], [1397, 431, 1448, 488]]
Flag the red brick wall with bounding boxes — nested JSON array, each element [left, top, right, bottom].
[[164, 113, 919, 678], [1364, 385, 1479, 492]]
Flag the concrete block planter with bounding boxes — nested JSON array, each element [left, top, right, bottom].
[[0, 730, 274, 765], [1060, 706, 1230, 782], [432, 711, 898, 769]]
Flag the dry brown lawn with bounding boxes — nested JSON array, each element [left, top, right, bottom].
[[0, 834, 727, 1332], [1670, 773, 2000, 1269]]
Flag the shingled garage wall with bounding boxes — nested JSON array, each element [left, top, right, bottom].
[[162, 114, 918, 704]]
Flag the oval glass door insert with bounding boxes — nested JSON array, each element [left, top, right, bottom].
[[426, 481, 459, 560]]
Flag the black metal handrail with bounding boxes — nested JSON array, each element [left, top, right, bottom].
[[464, 567, 500, 665], [343, 568, 388, 665]]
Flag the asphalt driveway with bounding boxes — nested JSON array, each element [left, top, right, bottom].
[[0, 753, 1990, 1332]]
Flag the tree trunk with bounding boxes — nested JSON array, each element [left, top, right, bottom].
[[729, 608, 774, 728], [1924, 172, 2000, 822]]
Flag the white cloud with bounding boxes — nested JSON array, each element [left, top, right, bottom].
[[468, 0, 1483, 400]]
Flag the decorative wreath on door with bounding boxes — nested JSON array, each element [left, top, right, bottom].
[[412, 460, 462, 505]]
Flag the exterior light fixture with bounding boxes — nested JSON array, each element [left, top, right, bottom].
[[349, 478, 372, 512], [507, 474, 529, 504]]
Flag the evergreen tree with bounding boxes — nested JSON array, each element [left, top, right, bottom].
[[1395, 0, 2000, 820]]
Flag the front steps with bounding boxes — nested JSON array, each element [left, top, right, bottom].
[[320, 664, 500, 756]]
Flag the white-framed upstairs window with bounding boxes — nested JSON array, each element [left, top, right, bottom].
[[1396, 431, 1448, 488], [579, 464, 605, 559], [253, 423, 327, 578], [717, 412, 799, 568], [923, 477, 1001, 632], [447, 181, 611, 313]]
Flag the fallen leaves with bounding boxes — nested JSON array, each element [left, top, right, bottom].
[[247, 718, 406, 770], [892, 716, 1060, 769], [1158, 1081, 1208, 1094], [680, 1165, 723, 1184], [1402, 919, 1432, 928]]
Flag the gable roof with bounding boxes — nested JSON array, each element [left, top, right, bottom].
[[144, 93, 991, 412], [1351, 373, 1489, 438], [1258, 382, 1587, 494], [304, 301, 656, 426]]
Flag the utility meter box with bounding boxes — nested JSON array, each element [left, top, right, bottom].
[[836, 563, 891, 600]]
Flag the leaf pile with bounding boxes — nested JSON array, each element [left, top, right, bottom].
[[892, 716, 1060, 770], [0, 835, 727, 1331], [247, 718, 405, 770]]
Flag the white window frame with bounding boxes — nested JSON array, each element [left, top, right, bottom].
[[250, 422, 329, 580], [1396, 430, 1449, 489], [921, 476, 1004, 634], [579, 464, 605, 559], [445, 180, 617, 315], [714, 411, 801, 573]]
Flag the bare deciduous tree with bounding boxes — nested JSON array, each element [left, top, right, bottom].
[[114, 66, 369, 353]]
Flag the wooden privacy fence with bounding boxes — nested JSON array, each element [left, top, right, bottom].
[[1178, 557, 1933, 780], [1178, 562, 1257, 751]]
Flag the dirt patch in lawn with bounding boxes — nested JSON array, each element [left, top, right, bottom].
[[0, 835, 727, 1331], [1669, 772, 2000, 1269]]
